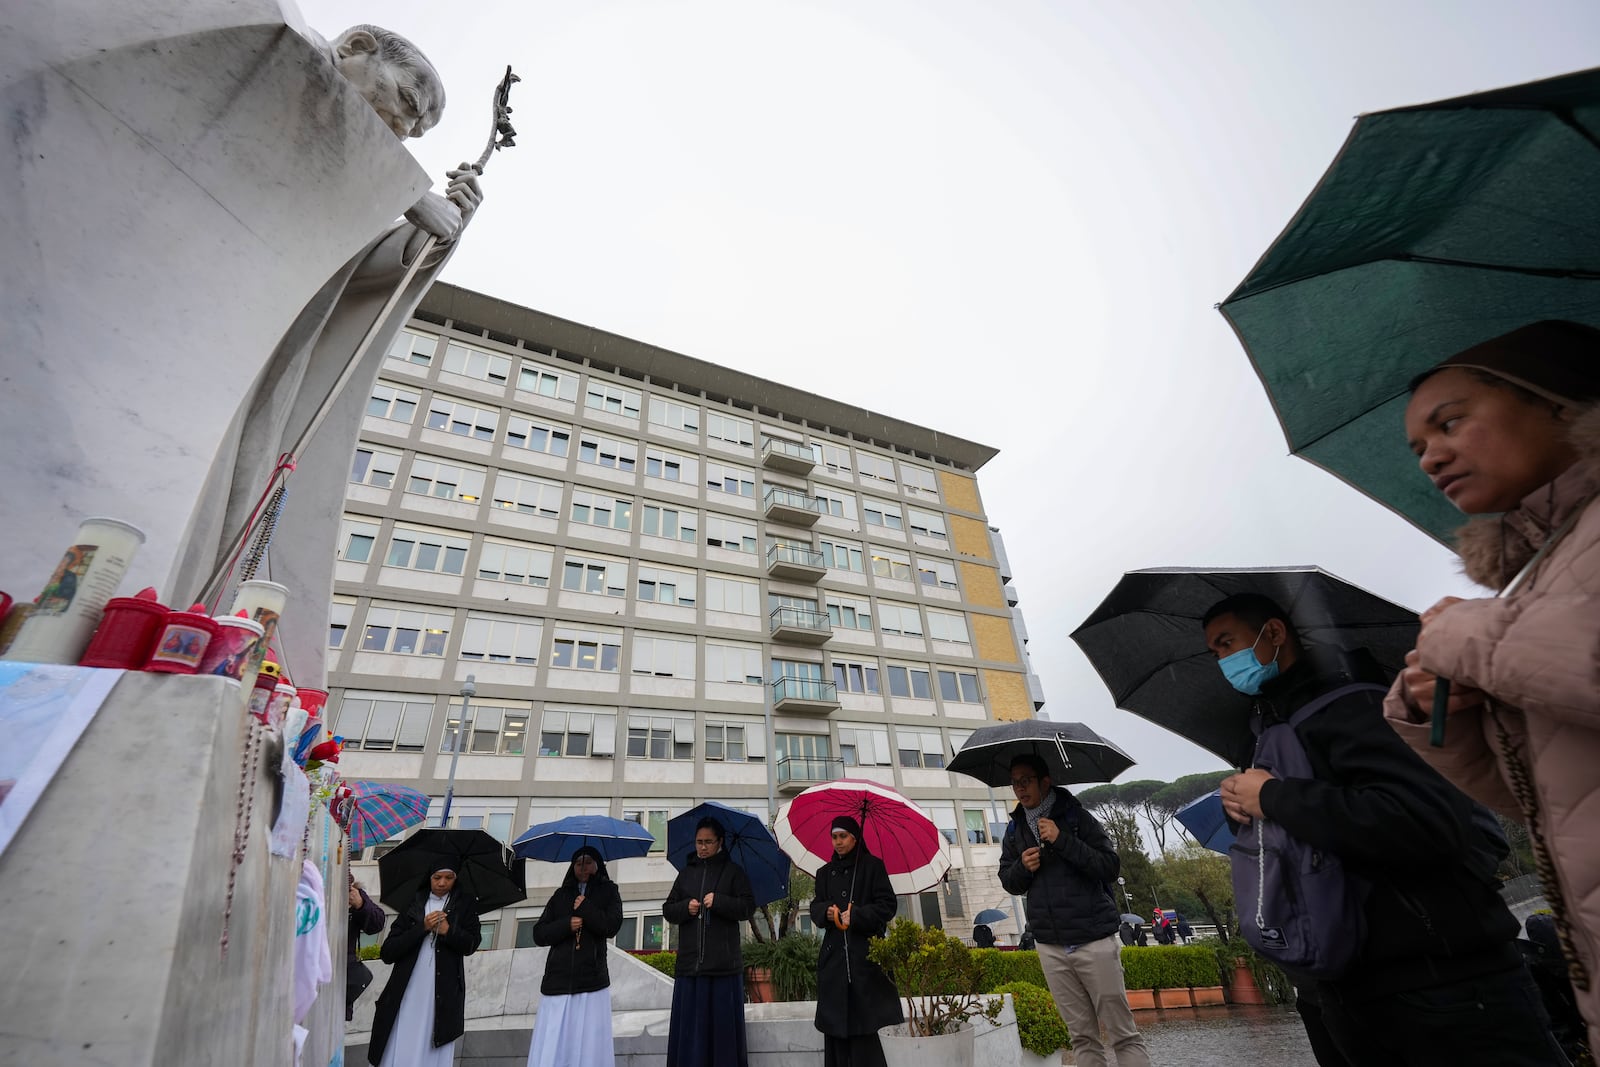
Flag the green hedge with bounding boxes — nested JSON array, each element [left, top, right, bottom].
[[1119, 945, 1222, 989], [994, 981, 1070, 1057], [358, 943, 382, 961], [970, 949, 1046, 992], [639, 951, 677, 977]]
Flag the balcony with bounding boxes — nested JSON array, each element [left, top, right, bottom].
[[760, 437, 819, 475], [770, 676, 839, 716], [777, 755, 844, 793], [766, 542, 827, 582], [769, 606, 833, 646], [763, 485, 824, 527]]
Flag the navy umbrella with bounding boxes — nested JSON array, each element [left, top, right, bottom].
[[973, 908, 1010, 925], [512, 814, 655, 862], [666, 801, 790, 907], [1175, 790, 1235, 855], [948, 719, 1135, 788]]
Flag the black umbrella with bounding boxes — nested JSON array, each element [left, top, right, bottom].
[[378, 828, 527, 915], [948, 720, 1135, 788], [1070, 566, 1418, 767]]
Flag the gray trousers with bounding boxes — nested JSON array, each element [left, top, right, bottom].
[[1035, 935, 1153, 1067]]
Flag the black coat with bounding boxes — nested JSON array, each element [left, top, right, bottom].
[[998, 787, 1121, 948], [662, 850, 756, 977], [1250, 648, 1521, 996], [367, 888, 480, 1065], [808, 846, 903, 1038], [534, 872, 625, 996], [348, 887, 387, 965]]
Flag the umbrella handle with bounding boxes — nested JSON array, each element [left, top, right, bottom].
[[1429, 679, 1450, 748]]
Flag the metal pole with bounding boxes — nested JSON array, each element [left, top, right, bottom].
[[441, 674, 476, 823]]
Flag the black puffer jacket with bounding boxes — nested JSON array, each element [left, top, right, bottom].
[[533, 861, 625, 996], [367, 888, 480, 1065], [998, 786, 1120, 947], [1252, 647, 1521, 997], [662, 850, 756, 977]]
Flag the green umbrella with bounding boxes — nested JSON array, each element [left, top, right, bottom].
[[1220, 66, 1600, 544]]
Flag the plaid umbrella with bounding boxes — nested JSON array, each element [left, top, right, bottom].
[[775, 779, 949, 894], [338, 781, 430, 853]]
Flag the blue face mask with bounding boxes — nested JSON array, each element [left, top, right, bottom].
[[1218, 625, 1280, 695]]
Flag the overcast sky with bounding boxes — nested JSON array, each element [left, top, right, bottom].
[[304, 0, 1600, 782]]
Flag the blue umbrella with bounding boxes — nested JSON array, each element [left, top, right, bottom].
[[1175, 790, 1235, 855], [666, 801, 790, 907], [512, 814, 654, 862], [973, 908, 1009, 925]]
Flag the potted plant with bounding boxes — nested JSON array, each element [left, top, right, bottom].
[[868, 918, 1004, 1067], [993, 981, 1071, 1067], [1118, 947, 1158, 1010], [741, 931, 820, 1002], [1179, 945, 1226, 1006], [741, 937, 778, 1003]]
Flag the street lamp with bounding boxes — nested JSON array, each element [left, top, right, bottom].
[[1117, 876, 1133, 912]]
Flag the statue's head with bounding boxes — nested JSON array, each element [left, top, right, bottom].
[[331, 25, 446, 140]]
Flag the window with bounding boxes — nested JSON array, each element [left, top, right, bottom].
[[350, 446, 402, 489], [706, 411, 753, 447], [459, 612, 542, 665], [477, 922, 498, 950], [626, 712, 694, 760], [648, 396, 700, 433], [878, 602, 924, 637], [570, 488, 633, 531], [773, 658, 825, 682], [505, 414, 572, 457], [517, 360, 579, 401], [825, 593, 873, 631], [897, 729, 946, 769], [425, 394, 499, 440], [368, 382, 420, 423], [863, 498, 904, 531], [820, 536, 865, 572], [620, 913, 667, 950], [705, 513, 757, 554], [440, 698, 531, 754], [901, 464, 940, 500], [838, 725, 890, 767], [442, 340, 511, 385], [705, 573, 759, 615], [857, 452, 897, 486], [705, 460, 755, 497], [644, 445, 699, 483], [908, 508, 948, 543], [515, 919, 540, 948], [426, 798, 517, 843], [938, 669, 982, 703], [637, 564, 696, 606], [706, 641, 763, 685], [329, 598, 355, 648], [813, 488, 857, 520], [492, 472, 562, 518], [917, 557, 959, 590], [476, 539, 553, 587], [550, 625, 623, 672], [622, 808, 670, 854], [359, 603, 453, 656], [585, 381, 641, 419], [631, 633, 696, 678], [406, 456, 486, 504], [561, 553, 628, 598], [887, 664, 933, 699], [384, 524, 469, 575], [387, 328, 437, 366], [870, 546, 912, 581], [339, 516, 380, 563], [333, 690, 435, 751], [831, 659, 881, 695], [775, 733, 831, 762], [964, 808, 990, 844], [641, 501, 698, 542], [577, 432, 638, 472], [705, 721, 748, 762], [927, 610, 969, 644], [537, 709, 617, 757], [822, 443, 852, 477]]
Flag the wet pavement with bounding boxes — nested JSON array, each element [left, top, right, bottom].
[[1096, 1004, 1319, 1066]]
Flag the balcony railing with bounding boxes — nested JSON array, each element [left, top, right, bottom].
[[770, 676, 839, 709], [769, 606, 833, 645], [766, 542, 825, 573], [762, 485, 825, 522], [760, 437, 820, 473], [776, 755, 844, 788]]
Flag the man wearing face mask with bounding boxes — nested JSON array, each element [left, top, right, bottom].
[[1201, 594, 1565, 1067]]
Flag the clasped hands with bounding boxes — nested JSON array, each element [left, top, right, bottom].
[[423, 910, 451, 936], [686, 892, 716, 917]]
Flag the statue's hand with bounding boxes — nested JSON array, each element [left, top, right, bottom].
[[443, 163, 483, 226], [405, 192, 463, 241]]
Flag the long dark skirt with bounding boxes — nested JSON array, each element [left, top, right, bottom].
[[822, 1034, 887, 1067], [666, 972, 748, 1067]]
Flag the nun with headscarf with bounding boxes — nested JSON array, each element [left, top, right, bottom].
[[526, 845, 625, 1067], [808, 815, 903, 1067], [663, 815, 758, 1067], [367, 866, 481, 1067]]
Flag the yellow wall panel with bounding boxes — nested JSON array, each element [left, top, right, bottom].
[[951, 515, 992, 561], [984, 670, 1034, 722], [939, 469, 982, 514], [960, 561, 1006, 610], [972, 613, 1020, 664]]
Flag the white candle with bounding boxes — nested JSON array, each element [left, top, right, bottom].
[[4, 517, 145, 664]]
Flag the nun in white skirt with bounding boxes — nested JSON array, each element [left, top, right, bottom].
[[527, 846, 625, 1067], [368, 868, 481, 1067]]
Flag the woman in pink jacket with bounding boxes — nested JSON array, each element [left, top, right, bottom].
[[1387, 320, 1600, 1052]]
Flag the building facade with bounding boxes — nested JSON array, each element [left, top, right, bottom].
[[337, 283, 1046, 951]]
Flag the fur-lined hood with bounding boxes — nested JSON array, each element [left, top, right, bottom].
[[1455, 402, 1600, 589]]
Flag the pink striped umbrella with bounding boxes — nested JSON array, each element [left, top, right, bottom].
[[775, 778, 950, 894]]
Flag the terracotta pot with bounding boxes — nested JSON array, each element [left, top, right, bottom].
[[1125, 988, 1157, 1010], [744, 965, 775, 1004], [1191, 986, 1226, 1006], [1229, 958, 1266, 1005], [1155, 987, 1192, 1009]]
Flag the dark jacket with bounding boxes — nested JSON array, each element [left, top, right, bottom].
[[662, 850, 756, 977], [998, 786, 1120, 947], [808, 845, 903, 1037], [1250, 647, 1520, 996], [367, 888, 480, 1065], [348, 887, 387, 964], [534, 864, 625, 996]]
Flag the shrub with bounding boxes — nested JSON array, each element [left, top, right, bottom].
[[971, 948, 1045, 992], [1214, 937, 1294, 1005], [868, 918, 1004, 1036], [1118, 945, 1219, 989], [994, 981, 1070, 1057], [358, 943, 382, 961], [742, 932, 821, 1001], [639, 951, 677, 977]]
